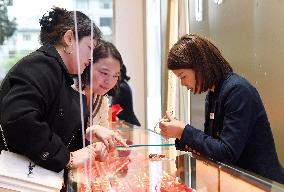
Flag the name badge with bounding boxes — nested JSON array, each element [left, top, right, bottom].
[[210, 113, 214, 119]]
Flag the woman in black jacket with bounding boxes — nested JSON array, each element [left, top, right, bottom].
[[159, 34, 284, 184], [0, 7, 126, 175]]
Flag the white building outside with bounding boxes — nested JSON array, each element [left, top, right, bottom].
[[0, 0, 112, 80]]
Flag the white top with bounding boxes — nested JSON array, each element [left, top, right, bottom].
[[71, 84, 110, 128], [90, 95, 109, 128]]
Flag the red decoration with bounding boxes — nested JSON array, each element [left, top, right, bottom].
[[110, 104, 123, 122]]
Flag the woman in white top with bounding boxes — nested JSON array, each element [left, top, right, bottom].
[[79, 41, 122, 144]]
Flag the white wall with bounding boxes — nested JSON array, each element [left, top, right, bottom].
[[113, 0, 146, 128]]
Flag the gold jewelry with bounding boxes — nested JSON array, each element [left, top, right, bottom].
[[149, 153, 165, 159], [63, 44, 73, 54]]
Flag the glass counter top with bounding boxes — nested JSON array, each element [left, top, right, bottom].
[[67, 127, 284, 192]]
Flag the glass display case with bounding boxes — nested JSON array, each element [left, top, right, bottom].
[[67, 127, 284, 192]]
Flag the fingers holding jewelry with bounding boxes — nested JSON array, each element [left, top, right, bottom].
[[89, 125, 128, 149], [94, 142, 108, 161], [87, 143, 97, 159]]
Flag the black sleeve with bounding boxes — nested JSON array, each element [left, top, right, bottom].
[[0, 55, 69, 172], [112, 82, 132, 110], [176, 85, 256, 164]]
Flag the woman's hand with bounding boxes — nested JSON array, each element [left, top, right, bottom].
[[86, 125, 128, 151], [159, 111, 185, 139], [93, 142, 108, 162], [69, 142, 107, 169]]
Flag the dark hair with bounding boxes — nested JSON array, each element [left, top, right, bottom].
[[120, 64, 130, 82], [81, 40, 123, 95], [167, 33, 233, 93], [39, 7, 102, 45]]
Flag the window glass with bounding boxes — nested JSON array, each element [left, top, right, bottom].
[[100, 17, 112, 27], [0, 0, 113, 81]]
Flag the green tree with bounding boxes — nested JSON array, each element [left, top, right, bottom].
[[0, 0, 17, 45]]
